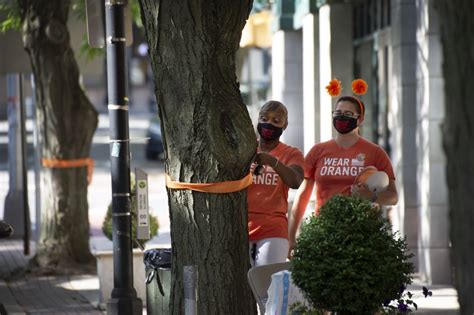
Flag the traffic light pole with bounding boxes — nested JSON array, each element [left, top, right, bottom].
[[104, 1, 142, 314]]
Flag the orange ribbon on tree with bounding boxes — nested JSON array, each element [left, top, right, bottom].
[[166, 173, 253, 194], [42, 158, 94, 184]]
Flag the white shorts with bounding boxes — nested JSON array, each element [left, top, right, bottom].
[[249, 237, 289, 267]]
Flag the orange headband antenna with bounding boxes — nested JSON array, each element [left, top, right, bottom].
[[325, 78, 368, 116], [352, 79, 368, 95]]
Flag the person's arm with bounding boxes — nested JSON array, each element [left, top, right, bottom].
[[354, 146, 398, 205], [351, 179, 398, 205], [254, 152, 303, 189], [288, 178, 315, 257]]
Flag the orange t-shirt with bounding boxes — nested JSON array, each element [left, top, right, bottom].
[[304, 137, 395, 214], [248, 142, 304, 241]]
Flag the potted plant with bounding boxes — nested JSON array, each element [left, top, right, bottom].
[[291, 195, 414, 315], [94, 178, 160, 307], [102, 200, 160, 249]]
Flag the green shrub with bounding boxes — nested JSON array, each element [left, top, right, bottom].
[[291, 195, 414, 315], [102, 180, 159, 248]]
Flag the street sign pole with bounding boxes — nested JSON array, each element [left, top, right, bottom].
[[104, 1, 142, 314]]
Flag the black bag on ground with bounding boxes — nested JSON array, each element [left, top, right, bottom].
[[0, 221, 13, 239]]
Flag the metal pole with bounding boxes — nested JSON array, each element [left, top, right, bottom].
[[3, 74, 27, 239], [30, 74, 42, 241], [19, 73, 30, 255], [184, 265, 198, 315], [104, 1, 142, 314]]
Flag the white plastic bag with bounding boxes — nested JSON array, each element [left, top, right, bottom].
[[265, 270, 308, 315]]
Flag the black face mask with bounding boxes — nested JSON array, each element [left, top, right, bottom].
[[333, 116, 358, 134], [257, 122, 283, 141]]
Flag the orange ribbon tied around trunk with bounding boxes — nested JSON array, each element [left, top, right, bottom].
[[42, 158, 94, 184], [166, 173, 253, 194]]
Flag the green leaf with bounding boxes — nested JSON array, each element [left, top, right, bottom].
[[0, 1, 22, 32], [79, 34, 104, 62]]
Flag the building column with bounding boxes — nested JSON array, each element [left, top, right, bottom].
[[318, 2, 353, 142], [272, 0, 304, 150], [389, 0, 419, 269], [416, 0, 451, 284], [295, 2, 320, 155]]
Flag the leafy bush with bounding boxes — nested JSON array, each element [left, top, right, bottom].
[[102, 180, 159, 249], [291, 195, 414, 315]]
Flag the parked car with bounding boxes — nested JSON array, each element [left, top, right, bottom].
[[145, 116, 164, 160]]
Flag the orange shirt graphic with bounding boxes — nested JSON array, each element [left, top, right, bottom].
[[304, 138, 395, 214], [248, 143, 304, 241]]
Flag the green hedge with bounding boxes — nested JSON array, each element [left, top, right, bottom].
[[291, 195, 413, 315]]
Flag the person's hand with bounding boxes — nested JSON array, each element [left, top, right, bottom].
[[351, 182, 375, 201], [254, 152, 278, 168], [288, 237, 296, 260]]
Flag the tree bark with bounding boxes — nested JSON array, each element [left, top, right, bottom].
[[436, 1, 474, 314], [138, 1, 257, 314], [20, 0, 98, 272]]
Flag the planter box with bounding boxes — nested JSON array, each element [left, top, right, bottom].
[[94, 249, 147, 306]]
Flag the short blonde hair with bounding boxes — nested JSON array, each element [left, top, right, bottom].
[[259, 100, 288, 120]]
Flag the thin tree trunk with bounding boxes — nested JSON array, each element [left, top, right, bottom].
[[436, 1, 474, 314], [21, 0, 98, 272], [139, 1, 257, 314]]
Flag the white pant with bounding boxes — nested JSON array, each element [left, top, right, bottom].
[[249, 237, 289, 267]]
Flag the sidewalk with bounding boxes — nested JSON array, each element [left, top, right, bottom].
[[408, 278, 459, 314], [0, 235, 173, 315], [0, 239, 103, 315]]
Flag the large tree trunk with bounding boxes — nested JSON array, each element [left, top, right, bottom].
[[436, 1, 474, 314], [20, 0, 98, 272], [139, 1, 257, 314]]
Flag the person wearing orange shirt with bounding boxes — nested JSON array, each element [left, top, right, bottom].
[[248, 100, 304, 267], [288, 81, 398, 257]]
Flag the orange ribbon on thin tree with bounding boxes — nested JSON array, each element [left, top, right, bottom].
[[166, 173, 253, 194], [42, 158, 94, 184]]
